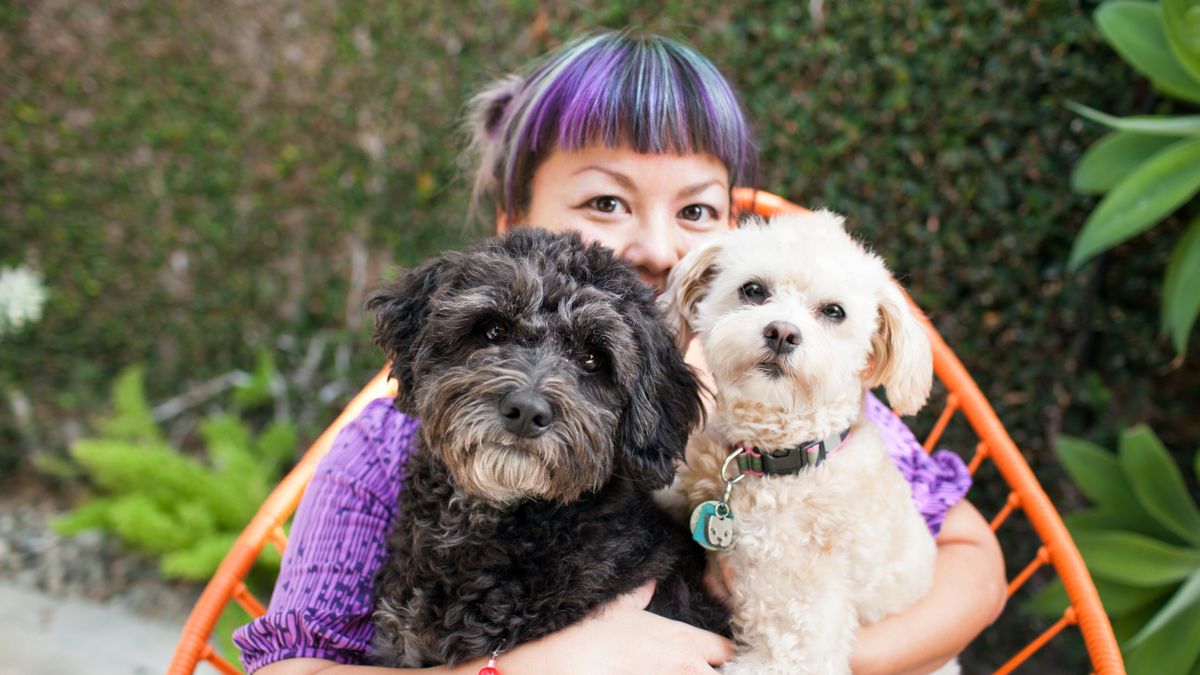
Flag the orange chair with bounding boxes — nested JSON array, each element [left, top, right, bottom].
[[167, 190, 1125, 675]]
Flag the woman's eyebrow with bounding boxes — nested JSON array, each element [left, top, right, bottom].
[[677, 180, 725, 198], [571, 167, 726, 198], [572, 166, 637, 191]]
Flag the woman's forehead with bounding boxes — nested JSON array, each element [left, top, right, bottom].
[[541, 144, 730, 189]]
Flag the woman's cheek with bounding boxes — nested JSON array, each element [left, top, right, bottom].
[[571, 221, 631, 253]]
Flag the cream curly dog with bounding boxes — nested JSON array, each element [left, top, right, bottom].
[[664, 211, 957, 674]]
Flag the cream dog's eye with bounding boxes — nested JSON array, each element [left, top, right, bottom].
[[739, 281, 769, 304], [821, 304, 846, 322]]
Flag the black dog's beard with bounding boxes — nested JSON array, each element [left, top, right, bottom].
[[415, 359, 618, 505]]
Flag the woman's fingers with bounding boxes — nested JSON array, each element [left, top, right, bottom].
[[690, 623, 736, 666]]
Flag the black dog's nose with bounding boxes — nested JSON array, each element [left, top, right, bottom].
[[763, 321, 801, 355], [498, 390, 553, 438]]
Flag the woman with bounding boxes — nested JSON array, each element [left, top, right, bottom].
[[236, 32, 1005, 675]]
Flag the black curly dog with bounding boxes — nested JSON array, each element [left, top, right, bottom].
[[365, 229, 728, 667]]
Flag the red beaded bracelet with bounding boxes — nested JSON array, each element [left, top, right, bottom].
[[477, 654, 500, 675]]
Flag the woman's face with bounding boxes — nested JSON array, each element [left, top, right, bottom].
[[499, 145, 734, 293]]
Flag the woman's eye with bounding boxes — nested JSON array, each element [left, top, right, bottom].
[[576, 348, 606, 373], [479, 320, 510, 344], [821, 304, 846, 322], [587, 196, 622, 214], [739, 281, 768, 304], [679, 204, 716, 222]]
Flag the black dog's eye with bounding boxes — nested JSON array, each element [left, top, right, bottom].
[[739, 281, 769, 304], [479, 319, 510, 344], [821, 304, 846, 322], [576, 348, 606, 373]]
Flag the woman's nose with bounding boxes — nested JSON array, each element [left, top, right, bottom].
[[627, 216, 681, 289]]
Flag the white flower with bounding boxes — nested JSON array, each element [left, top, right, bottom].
[[0, 265, 49, 337]]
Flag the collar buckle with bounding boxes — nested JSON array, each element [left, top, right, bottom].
[[760, 441, 824, 474], [732, 428, 850, 477]]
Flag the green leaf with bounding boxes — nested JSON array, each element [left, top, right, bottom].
[[1031, 574, 1174, 618], [1121, 425, 1200, 546], [108, 494, 196, 554], [1068, 136, 1200, 269], [1073, 131, 1179, 194], [232, 349, 277, 410], [256, 420, 298, 476], [1056, 436, 1143, 511], [1097, 1, 1200, 104], [68, 438, 247, 529], [1065, 508, 1178, 542], [1165, 0, 1200, 83], [96, 366, 163, 444], [1128, 570, 1200, 648], [1067, 101, 1200, 136], [1113, 600, 1165, 644], [1123, 579, 1200, 675], [1163, 215, 1200, 355], [201, 414, 254, 470], [1074, 530, 1200, 586], [52, 498, 117, 535], [1097, 576, 1177, 616], [161, 533, 237, 580]]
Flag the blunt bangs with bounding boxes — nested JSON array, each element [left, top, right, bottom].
[[496, 33, 758, 217]]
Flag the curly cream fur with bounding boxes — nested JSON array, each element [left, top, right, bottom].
[[666, 212, 956, 674]]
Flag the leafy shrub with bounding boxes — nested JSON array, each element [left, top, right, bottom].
[[1067, 0, 1200, 356], [5, 1, 1186, 471], [1028, 426, 1200, 673], [54, 366, 292, 580]]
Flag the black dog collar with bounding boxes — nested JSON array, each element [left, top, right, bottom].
[[731, 428, 852, 476]]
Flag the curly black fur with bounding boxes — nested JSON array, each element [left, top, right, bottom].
[[365, 229, 727, 667]]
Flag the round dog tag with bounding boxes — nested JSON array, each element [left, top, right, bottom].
[[689, 500, 736, 551]]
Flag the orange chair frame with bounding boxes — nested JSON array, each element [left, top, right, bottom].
[[168, 190, 1124, 674]]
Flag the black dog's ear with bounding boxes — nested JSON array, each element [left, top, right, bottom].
[[364, 256, 450, 412], [615, 307, 705, 490]]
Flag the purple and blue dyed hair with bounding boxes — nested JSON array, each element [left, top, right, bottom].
[[467, 31, 759, 220]]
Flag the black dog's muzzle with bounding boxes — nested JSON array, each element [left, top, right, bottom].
[[498, 389, 553, 438]]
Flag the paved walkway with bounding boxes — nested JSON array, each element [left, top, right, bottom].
[[0, 583, 218, 675]]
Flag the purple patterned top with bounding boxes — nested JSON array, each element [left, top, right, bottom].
[[232, 393, 970, 672]]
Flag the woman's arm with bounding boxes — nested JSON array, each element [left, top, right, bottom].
[[849, 500, 1007, 675], [255, 581, 735, 675]]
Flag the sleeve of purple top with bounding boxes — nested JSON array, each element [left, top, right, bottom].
[[232, 397, 419, 672], [862, 391, 972, 537]]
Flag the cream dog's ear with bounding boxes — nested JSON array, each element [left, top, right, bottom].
[[866, 280, 933, 415], [662, 239, 724, 354]]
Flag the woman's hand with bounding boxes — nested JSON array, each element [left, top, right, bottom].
[[504, 580, 735, 675]]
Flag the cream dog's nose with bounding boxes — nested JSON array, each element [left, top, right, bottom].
[[763, 321, 801, 356]]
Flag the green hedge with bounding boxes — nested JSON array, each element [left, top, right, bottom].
[[3, 1, 1197, 669]]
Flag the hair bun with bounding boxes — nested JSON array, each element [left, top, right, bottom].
[[468, 73, 525, 144]]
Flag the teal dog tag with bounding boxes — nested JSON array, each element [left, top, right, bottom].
[[689, 499, 735, 551]]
